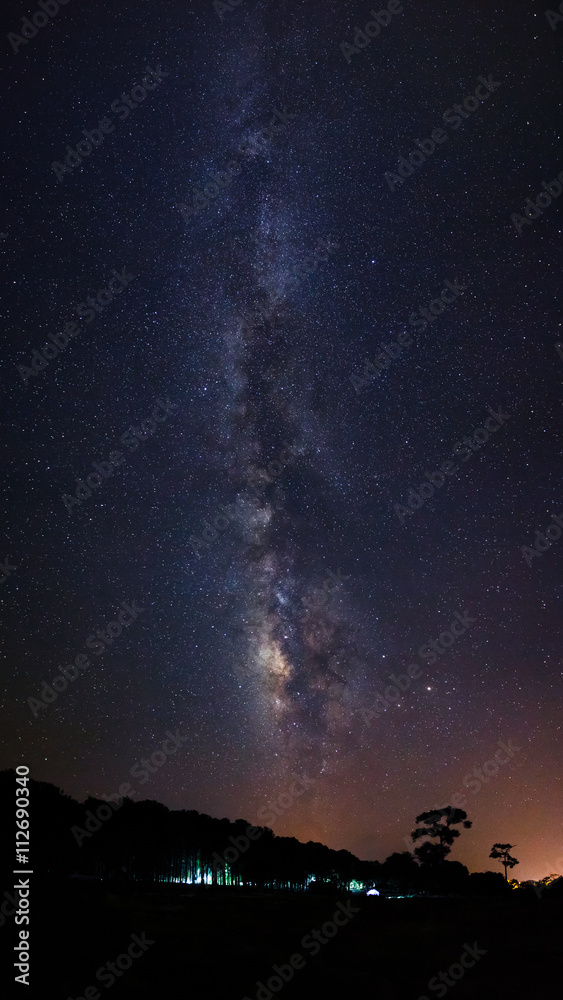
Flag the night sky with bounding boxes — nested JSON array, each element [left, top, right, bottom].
[[1, 0, 561, 882]]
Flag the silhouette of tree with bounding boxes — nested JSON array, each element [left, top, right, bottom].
[[489, 843, 519, 880], [466, 871, 511, 896], [543, 876, 563, 899], [382, 852, 421, 894], [411, 807, 472, 866], [0, 771, 476, 894]]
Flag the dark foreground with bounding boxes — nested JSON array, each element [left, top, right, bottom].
[[7, 881, 563, 999]]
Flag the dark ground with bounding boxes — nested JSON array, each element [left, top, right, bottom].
[[5, 881, 562, 999]]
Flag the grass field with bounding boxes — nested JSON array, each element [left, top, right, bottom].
[[12, 880, 560, 1000]]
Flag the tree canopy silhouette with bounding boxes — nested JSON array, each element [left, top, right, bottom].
[[0, 772, 523, 899], [489, 843, 519, 880], [411, 807, 472, 866]]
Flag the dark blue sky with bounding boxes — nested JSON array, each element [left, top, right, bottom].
[[0, 0, 561, 879]]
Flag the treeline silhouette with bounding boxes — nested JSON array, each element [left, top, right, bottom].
[[2, 771, 561, 898]]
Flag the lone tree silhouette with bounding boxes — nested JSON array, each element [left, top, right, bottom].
[[489, 843, 519, 880], [411, 807, 472, 866]]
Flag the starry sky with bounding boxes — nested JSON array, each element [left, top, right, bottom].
[[1, 0, 561, 882]]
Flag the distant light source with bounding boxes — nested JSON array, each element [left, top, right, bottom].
[[367, 888, 380, 896], [347, 879, 365, 892]]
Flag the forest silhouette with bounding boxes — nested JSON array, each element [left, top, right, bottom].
[[3, 771, 561, 899]]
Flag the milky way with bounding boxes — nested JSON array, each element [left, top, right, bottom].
[[1, 0, 562, 880]]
